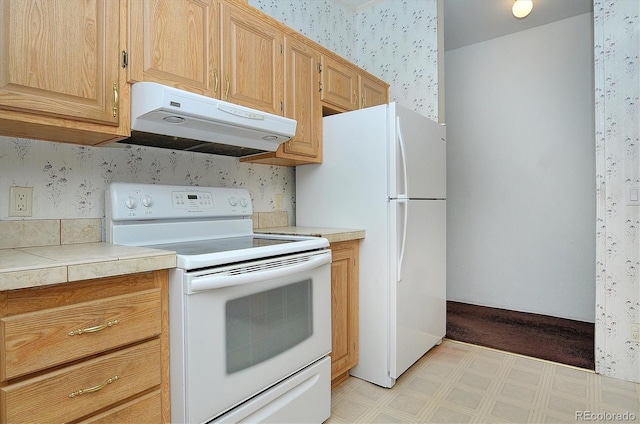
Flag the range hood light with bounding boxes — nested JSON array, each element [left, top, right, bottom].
[[262, 135, 279, 141], [163, 116, 185, 124]]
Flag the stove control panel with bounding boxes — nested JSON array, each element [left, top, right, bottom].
[[172, 191, 214, 209], [107, 183, 252, 221]]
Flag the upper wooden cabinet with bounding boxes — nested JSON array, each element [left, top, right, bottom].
[[282, 37, 322, 160], [320, 55, 359, 112], [128, 0, 283, 117], [0, 0, 389, 162], [0, 0, 129, 145], [127, 0, 219, 97], [220, 1, 283, 116], [359, 74, 388, 109], [242, 35, 322, 166]]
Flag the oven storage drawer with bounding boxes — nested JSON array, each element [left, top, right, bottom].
[[0, 289, 161, 380], [1, 339, 161, 424]]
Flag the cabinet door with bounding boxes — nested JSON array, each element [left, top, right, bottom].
[[359, 74, 388, 109], [282, 36, 321, 160], [320, 56, 358, 112], [330, 240, 359, 388], [128, 0, 219, 97], [221, 2, 283, 115], [0, 0, 120, 125]]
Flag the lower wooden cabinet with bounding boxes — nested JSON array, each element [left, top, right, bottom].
[[0, 270, 170, 424], [329, 240, 360, 388]]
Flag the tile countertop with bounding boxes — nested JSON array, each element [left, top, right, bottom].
[[255, 227, 365, 244], [0, 243, 176, 291]]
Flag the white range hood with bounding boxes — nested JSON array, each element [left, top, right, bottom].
[[126, 82, 297, 157]]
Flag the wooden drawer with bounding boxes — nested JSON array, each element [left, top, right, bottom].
[[78, 390, 162, 423], [1, 289, 161, 381], [1, 339, 161, 424]]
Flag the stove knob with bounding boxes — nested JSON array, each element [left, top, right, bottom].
[[124, 196, 137, 209], [240, 197, 248, 207], [229, 197, 237, 206], [142, 195, 153, 208]]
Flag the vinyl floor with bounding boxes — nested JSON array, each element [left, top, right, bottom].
[[327, 340, 640, 423]]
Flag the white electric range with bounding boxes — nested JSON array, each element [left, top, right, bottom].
[[106, 182, 331, 424]]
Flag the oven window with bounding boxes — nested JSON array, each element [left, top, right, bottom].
[[225, 279, 313, 374]]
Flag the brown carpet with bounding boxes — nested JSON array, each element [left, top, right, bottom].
[[446, 301, 595, 370]]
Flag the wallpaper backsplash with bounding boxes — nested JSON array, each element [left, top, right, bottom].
[[0, 137, 295, 222], [594, 0, 640, 382]]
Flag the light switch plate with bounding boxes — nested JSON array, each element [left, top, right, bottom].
[[630, 323, 640, 342], [625, 187, 640, 206]]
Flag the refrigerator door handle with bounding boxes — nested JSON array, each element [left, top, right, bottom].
[[397, 198, 408, 281], [396, 116, 409, 197]]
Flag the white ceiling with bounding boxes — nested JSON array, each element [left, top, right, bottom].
[[334, 0, 593, 51]]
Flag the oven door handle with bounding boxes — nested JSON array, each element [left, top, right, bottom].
[[189, 252, 332, 291]]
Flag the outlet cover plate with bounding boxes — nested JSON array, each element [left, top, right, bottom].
[[9, 186, 33, 217]]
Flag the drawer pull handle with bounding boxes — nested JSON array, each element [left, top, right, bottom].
[[68, 319, 119, 336], [68, 375, 119, 398]]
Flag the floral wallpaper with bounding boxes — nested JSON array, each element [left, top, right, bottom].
[[594, 0, 640, 382], [0, 137, 295, 223], [249, 0, 440, 120], [249, 0, 355, 61], [353, 1, 439, 120]]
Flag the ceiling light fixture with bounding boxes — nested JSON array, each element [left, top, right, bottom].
[[512, 0, 533, 18]]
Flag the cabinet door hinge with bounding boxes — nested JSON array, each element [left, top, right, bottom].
[[121, 50, 128, 68], [318, 63, 322, 73], [319, 82, 323, 92], [280, 44, 283, 54], [280, 101, 284, 112]]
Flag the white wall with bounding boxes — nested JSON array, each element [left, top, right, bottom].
[[445, 13, 596, 322]]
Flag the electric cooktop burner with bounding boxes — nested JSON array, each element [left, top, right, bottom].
[[145, 236, 295, 256]]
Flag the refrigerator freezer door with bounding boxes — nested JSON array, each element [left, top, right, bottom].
[[390, 103, 446, 199], [389, 198, 446, 379]]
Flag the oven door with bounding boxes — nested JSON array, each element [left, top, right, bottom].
[[170, 249, 332, 424]]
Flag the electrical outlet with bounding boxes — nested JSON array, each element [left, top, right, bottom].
[[274, 193, 283, 211], [631, 323, 640, 342], [9, 186, 33, 217]]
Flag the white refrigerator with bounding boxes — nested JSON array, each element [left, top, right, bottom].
[[296, 102, 446, 388]]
